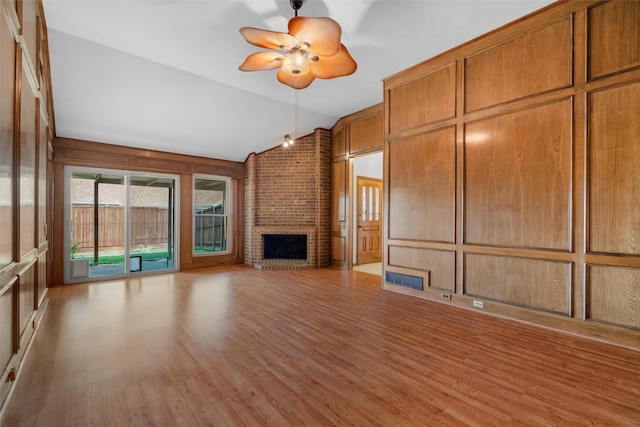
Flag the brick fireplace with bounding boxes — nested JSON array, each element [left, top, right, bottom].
[[244, 129, 331, 269]]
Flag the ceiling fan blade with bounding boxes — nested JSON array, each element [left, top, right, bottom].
[[288, 17, 342, 57], [239, 27, 298, 50], [310, 44, 357, 79], [276, 69, 315, 90], [239, 52, 285, 71]]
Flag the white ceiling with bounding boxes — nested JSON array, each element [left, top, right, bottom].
[[42, 0, 555, 162]]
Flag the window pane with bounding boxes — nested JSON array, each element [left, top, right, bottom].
[[361, 186, 366, 221], [194, 177, 229, 254], [368, 186, 373, 220], [194, 178, 226, 214]]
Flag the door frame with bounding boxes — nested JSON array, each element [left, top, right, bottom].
[[348, 152, 383, 269]]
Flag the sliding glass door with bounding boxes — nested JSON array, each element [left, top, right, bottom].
[[68, 171, 126, 279], [129, 175, 175, 273], [64, 167, 179, 283]]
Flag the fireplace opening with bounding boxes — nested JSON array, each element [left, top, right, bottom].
[[263, 234, 307, 260]]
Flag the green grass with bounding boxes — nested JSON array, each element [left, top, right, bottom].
[[82, 251, 169, 266], [78, 249, 223, 265]]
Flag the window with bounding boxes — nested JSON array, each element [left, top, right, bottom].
[[193, 175, 231, 255]]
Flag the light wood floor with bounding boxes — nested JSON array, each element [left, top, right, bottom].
[[2, 266, 639, 426]]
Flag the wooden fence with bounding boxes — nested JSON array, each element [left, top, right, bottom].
[[71, 206, 169, 252]]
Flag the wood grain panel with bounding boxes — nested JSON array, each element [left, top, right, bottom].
[[465, 254, 570, 314], [56, 139, 243, 176], [0, 278, 14, 374], [588, 0, 640, 79], [37, 251, 46, 307], [21, 0, 38, 80], [0, 15, 15, 269], [332, 160, 347, 226], [18, 263, 35, 336], [331, 237, 346, 263], [388, 127, 455, 243], [20, 65, 37, 256], [134, 156, 192, 173], [588, 265, 640, 329], [388, 63, 455, 132], [331, 160, 347, 265], [588, 82, 640, 255], [193, 163, 240, 179], [59, 147, 132, 167], [388, 246, 455, 291], [0, 281, 15, 411], [349, 113, 383, 154], [38, 54, 48, 115], [332, 125, 347, 158], [464, 99, 571, 250], [465, 17, 572, 112], [38, 114, 47, 244]]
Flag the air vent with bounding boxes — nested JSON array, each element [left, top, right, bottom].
[[385, 271, 423, 290]]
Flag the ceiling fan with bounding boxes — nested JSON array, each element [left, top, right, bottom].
[[238, 0, 357, 89]]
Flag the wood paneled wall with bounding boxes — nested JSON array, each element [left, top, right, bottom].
[[382, 0, 640, 347], [0, 0, 54, 411], [331, 104, 383, 268], [52, 138, 246, 281]]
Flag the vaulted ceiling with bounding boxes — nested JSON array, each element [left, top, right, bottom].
[[42, 0, 555, 162]]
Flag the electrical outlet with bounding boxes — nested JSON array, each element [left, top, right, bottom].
[[441, 293, 451, 301], [473, 300, 484, 309]]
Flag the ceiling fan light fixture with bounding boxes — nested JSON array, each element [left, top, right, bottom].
[[282, 46, 309, 75]]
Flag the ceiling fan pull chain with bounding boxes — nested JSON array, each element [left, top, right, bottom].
[[295, 90, 300, 140]]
